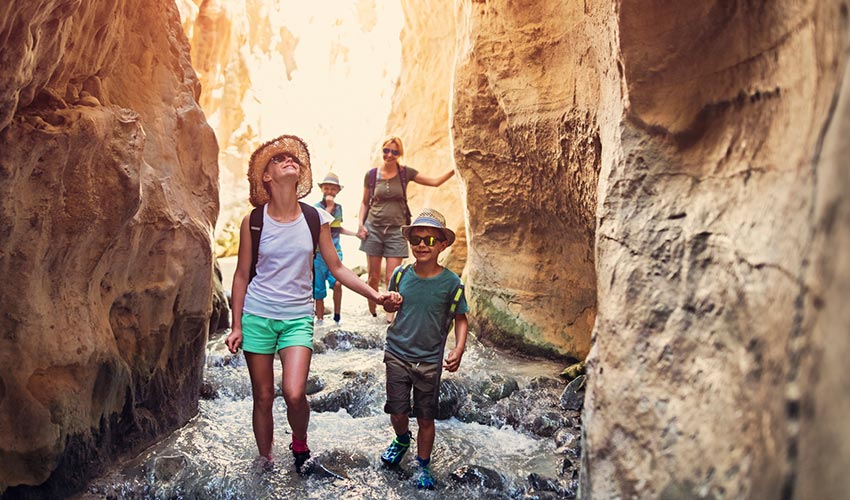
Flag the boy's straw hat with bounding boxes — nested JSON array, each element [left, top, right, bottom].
[[247, 134, 312, 206], [318, 171, 343, 190], [401, 208, 456, 246]]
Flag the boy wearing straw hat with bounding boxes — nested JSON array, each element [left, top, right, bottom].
[[313, 171, 359, 325], [378, 208, 469, 490]]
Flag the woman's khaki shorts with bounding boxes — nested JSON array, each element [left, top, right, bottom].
[[359, 220, 409, 258], [383, 351, 441, 420]]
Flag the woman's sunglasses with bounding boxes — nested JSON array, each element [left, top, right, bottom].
[[382, 148, 400, 156], [408, 235, 444, 246]]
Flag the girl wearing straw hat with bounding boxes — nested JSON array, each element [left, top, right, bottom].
[[225, 135, 400, 472]]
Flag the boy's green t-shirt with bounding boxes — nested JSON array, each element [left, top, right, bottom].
[[386, 266, 469, 363]]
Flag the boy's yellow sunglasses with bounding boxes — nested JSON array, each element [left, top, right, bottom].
[[407, 235, 444, 247]]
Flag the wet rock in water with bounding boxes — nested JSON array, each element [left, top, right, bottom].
[[480, 374, 520, 402], [300, 449, 371, 480], [199, 380, 218, 400], [527, 472, 576, 499], [553, 427, 580, 452], [558, 360, 585, 381], [206, 338, 239, 367], [320, 330, 381, 350], [488, 376, 568, 437], [305, 375, 325, 395], [210, 259, 231, 335], [151, 453, 188, 483], [559, 375, 586, 411], [449, 464, 507, 490], [309, 371, 380, 417], [530, 411, 567, 438], [437, 378, 467, 419]]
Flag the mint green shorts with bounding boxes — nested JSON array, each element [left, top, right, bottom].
[[241, 313, 314, 354]]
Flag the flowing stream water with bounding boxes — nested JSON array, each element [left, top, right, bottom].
[[77, 268, 578, 499]]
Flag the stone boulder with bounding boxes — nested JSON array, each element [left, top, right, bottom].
[[0, 0, 218, 495]]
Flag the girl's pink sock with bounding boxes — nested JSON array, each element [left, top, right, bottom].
[[291, 436, 309, 453]]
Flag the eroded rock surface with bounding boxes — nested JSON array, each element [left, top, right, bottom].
[[0, 0, 218, 495], [452, 0, 850, 498], [453, 1, 600, 359], [583, 1, 850, 499]]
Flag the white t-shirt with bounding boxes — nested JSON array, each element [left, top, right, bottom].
[[243, 204, 334, 320]]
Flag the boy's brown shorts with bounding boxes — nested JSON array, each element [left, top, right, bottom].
[[383, 351, 442, 420]]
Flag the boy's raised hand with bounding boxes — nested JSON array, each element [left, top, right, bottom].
[[443, 348, 464, 372]]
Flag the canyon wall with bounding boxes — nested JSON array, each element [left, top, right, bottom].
[[0, 0, 218, 496], [453, 0, 850, 498], [453, 1, 601, 359], [385, 0, 465, 272], [583, 1, 850, 499]]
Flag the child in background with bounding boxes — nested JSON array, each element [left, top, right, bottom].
[[313, 172, 360, 325], [378, 208, 469, 490]]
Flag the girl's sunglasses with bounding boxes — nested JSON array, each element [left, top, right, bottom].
[[270, 153, 300, 165], [408, 235, 444, 246], [382, 148, 400, 156]]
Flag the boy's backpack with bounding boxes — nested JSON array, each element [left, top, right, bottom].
[[248, 202, 320, 283], [365, 165, 412, 225], [389, 264, 465, 335]]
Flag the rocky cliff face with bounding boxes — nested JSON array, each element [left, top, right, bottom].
[[453, 1, 600, 359], [452, 0, 850, 498], [0, 0, 218, 495]]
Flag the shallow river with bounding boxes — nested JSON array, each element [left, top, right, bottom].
[[78, 288, 574, 499]]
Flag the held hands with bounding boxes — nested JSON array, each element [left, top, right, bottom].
[[225, 328, 243, 354], [356, 225, 368, 241], [443, 348, 464, 372], [378, 291, 403, 312]]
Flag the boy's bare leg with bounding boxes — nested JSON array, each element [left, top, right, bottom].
[[390, 413, 410, 436], [279, 346, 313, 441], [384, 256, 403, 323], [315, 299, 325, 320], [415, 417, 435, 461], [245, 352, 277, 459]]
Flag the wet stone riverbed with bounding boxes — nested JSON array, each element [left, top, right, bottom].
[[78, 305, 582, 499]]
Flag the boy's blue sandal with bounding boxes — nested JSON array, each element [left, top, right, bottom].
[[415, 464, 436, 489], [380, 431, 412, 466]]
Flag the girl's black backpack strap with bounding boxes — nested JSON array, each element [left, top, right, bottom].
[[248, 203, 320, 284], [299, 201, 321, 253], [248, 207, 264, 282]]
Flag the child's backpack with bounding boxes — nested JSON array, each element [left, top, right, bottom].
[[389, 264, 465, 335], [248, 202, 320, 283], [365, 165, 412, 225]]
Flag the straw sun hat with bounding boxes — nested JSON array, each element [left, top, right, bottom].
[[247, 134, 312, 206], [401, 208, 456, 246]]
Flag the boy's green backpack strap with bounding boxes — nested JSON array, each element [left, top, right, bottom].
[[443, 280, 465, 335], [389, 263, 412, 293], [449, 282, 464, 314]]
